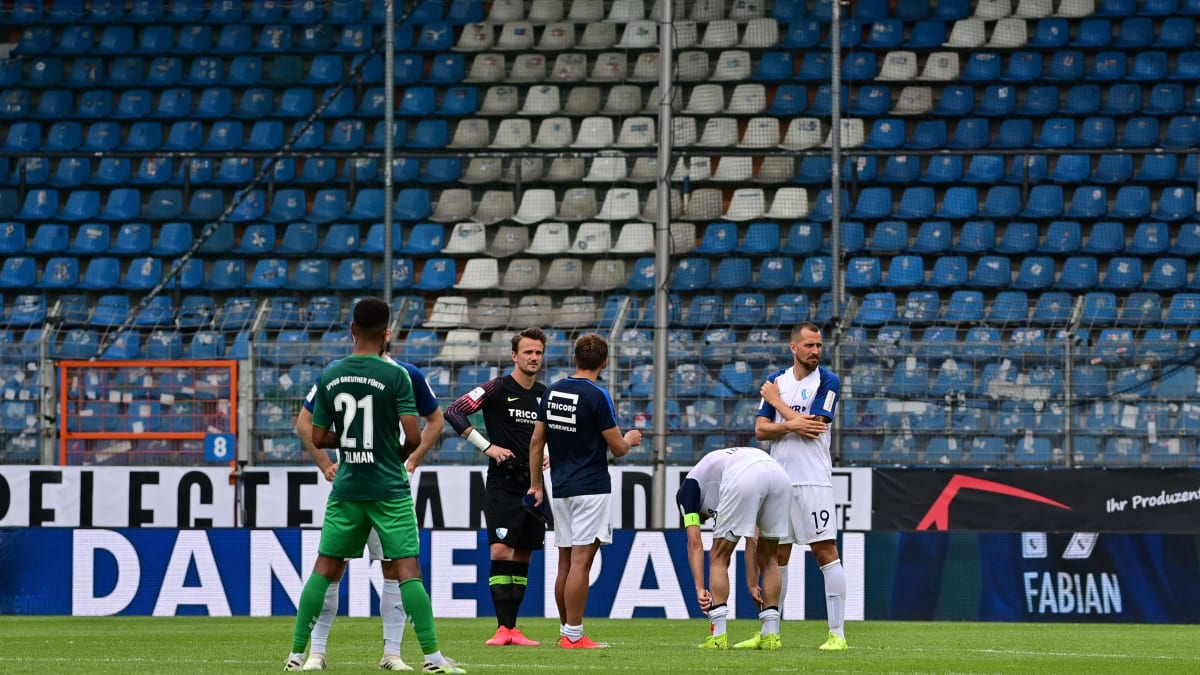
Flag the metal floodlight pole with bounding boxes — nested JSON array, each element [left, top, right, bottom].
[[382, 0, 396, 305], [651, 0, 676, 530], [829, 3, 846, 459]]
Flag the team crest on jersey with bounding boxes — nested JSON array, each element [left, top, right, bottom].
[[800, 388, 811, 401], [495, 527, 508, 539]]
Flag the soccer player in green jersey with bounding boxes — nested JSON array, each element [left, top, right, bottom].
[[284, 297, 464, 673]]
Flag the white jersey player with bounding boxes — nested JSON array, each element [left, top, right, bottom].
[[752, 322, 849, 652], [676, 446, 791, 651]]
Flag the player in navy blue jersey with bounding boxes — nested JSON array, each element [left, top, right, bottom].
[[444, 327, 548, 647], [528, 333, 642, 649]]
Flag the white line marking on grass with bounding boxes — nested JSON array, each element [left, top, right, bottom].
[[973, 649, 1200, 661]]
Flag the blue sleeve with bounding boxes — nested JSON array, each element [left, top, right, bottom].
[[756, 368, 786, 419], [811, 368, 841, 421], [676, 478, 702, 515], [306, 358, 340, 413], [402, 362, 439, 417], [595, 383, 617, 432]]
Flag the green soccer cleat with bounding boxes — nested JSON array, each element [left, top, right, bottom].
[[699, 633, 728, 650], [760, 633, 782, 651], [818, 631, 848, 651], [732, 633, 762, 650]]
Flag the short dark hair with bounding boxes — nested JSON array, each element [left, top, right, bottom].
[[573, 333, 608, 370], [512, 326, 547, 352], [791, 321, 822, 340], [352, 297, 390, 336]]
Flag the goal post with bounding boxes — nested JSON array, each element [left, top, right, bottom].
[[57, 359, 239, 466]]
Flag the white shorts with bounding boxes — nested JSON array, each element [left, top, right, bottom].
[[712, 459, 791, 543], [550, 493, 612, 547], [786, 484, 838, 545]]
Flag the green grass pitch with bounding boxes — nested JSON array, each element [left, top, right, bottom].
[[1, 616, 1197, 673]]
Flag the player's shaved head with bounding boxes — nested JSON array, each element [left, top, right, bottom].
[[352, 297, 390, 340]]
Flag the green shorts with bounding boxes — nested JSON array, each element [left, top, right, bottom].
[[318, 495, 419, 560]]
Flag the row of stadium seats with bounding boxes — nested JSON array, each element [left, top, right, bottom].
[[8, 182, 1200, 228], [8, 249, 1200, 297]]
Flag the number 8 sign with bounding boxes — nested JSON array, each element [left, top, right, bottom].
[[205, 433, 236, 462]]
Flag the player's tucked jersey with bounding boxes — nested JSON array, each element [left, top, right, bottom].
[[310, 354, 418, 501], [538, 376, 618, 499], [756, 365, 840, 487], [676, 446, 775, 523], [304, 357, 438, 418], [444, 374, 546, 492]]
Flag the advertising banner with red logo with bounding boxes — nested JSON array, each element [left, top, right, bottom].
[[873, 469, 1200, 532]]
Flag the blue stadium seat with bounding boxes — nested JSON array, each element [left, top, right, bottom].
[[35, 256, 77, 289], [1126, 221, 1170, 255], [979, 185, 1021, 218], [1021, 184, 1064, 219], [934, 84, 974, 116], [1171, 222, 1200, 255], [906, 120, 946, 150], [1120, 292, 1164, 326], [412, 258, 456, 291], [1098, 257, 1143, 291], [1004, 153, 1048, 184], [110, 222, 152, 256], [795, 255, 833, 289], [962, 155, 1004, 184], [1003, 51, 1042, 83], [894, 186, 935, 219], [1144, 258, 1187, 291], [670, 258, 712, 291], [879, 155, 921, 183], [845, 257, 882, 288], [711, 258, 752, 291], [1092, 153, 1134, 184], [1039, 220, 1082, 255], [867, 220, 908, 253], [909, 220, 951, 254], [969, 255, 1012, 289], [883, 255, 924, 288], [1011, 256, 1056, 290], [1056, 256, 1101, 290], [1049, 154, 1090, 183], [0, 222, 24, 255], [987, 291, 1029, 325], [927, 255, 968, 288], [1029, 291, 1073, 325], [905, 19, 946, 47], [923, 156, 964, 184], [1080, 290, 1123, 326], [855, 292, 896, 326], [754, 257, 795, 290], [1153, 187, 1196, 221], [1065, 185, 1109, 219], [1165, 293, 1200, 325], [1014, 85, 1057, 116], [1135, 154, 1177, 182], [117, 256, 161, 290], [1107, 185, 1150, 220], [993, 220, 1041, 254], [948, 118, 989, 150]]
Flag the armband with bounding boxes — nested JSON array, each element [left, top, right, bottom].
[[466, 428, 492, 452], [683, 513, 701, 528]]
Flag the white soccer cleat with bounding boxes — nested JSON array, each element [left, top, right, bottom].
[[301, 653, 326, 670], [379, 655, 414, 671]]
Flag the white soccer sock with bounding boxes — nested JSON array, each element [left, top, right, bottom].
[[821, 559, 846, 638], [563, 623, 584, 641], [759, 606, 780, 636], [382, 578, 407, 656], [707, 604, 729, 636], [309, 581, 340, 654], [777, 564, 789, 619]]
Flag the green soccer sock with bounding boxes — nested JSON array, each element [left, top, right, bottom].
[[291, 573, 333, 653], [400, 577, 440, 655]]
